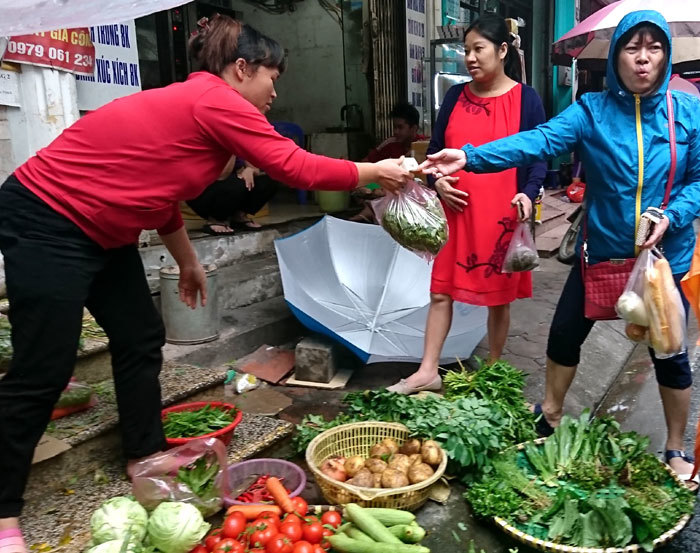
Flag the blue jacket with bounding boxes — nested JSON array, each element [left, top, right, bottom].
[[463, 10, 700, 273], [429, 83, 547, 201]]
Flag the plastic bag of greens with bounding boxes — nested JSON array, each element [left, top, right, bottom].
[[130, 437, 228, 517], [52, 378, 96, 420], [371, 179, 448, 261], [501, 222, 539, 273]]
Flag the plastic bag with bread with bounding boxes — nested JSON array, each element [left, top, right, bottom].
[[643, 251, 685, 357], [616, 248, 686, 356]]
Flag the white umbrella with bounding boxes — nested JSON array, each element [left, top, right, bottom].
[[275, 216, 487, 363], [0, 0, 188, 36], [552, 0, 700, 71]]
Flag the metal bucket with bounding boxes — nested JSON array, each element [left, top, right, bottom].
[[159, 264, 219, 345]]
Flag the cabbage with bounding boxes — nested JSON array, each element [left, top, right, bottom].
[[146, 502, 210, 553], [84, 538, 138, 553], [90, 497, 148, 546]]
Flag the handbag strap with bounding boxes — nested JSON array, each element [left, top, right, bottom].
[[583, 90, 677, 262], [662, 89, 676, 209]]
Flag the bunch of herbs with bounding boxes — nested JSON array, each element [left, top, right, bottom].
[[443, 358, 536, 443], [162, 404, 235, 439]]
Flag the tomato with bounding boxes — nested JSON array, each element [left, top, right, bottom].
[[250, 524, 277, 548], [258, 511, 282, 528], [213, 538, 245, 553], [205, 529, 223, 551], [292, 542, 315, 553], [304, 515, 320, 524], [312, 546, 326, 553], [320, 528, 333, 551], [250, 549, 266, 553], [189, 546, 208, 553], [290, 496, 308, 516], [283, 513, 304, 525], [320, 511, 342, 528], [222, 512, 247, 539], [265, 534, 294, 553], [278, 521, 303, 542], [302, 522, 324, 545]]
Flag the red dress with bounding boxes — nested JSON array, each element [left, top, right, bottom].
[[431, 83, 532, 306]]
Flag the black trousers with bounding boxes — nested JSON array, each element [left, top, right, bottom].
[[186, 174, 278, 222], [0, 175, 167, 517]]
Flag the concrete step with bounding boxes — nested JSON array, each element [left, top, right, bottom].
[[163, 296, 303, 369], [217, 254, 282, 311], [143, 218, 317, 294]]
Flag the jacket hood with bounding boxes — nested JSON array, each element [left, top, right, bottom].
[[606, 10, 671, 98]]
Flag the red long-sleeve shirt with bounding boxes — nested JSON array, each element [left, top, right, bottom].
[[14, 71, 358, 249]]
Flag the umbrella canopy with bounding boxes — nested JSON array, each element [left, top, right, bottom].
[[275, 216, 487, 364], [552, 0, 700, 71], [0, 0, 188, 36]]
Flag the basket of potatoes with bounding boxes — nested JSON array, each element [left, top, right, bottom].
[[305, 421, 447, 511]]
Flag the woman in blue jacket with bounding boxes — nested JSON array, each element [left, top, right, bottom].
[[421, 10, 700, 486]]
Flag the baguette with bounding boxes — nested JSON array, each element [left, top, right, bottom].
[[643, 257, 683, 354]]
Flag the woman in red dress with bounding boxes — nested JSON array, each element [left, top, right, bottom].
[[389, 15, 546, 394]]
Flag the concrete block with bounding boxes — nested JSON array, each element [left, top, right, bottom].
[[295, 335, 340, 383]]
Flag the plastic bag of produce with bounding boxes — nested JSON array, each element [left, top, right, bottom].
[[130, 437, 228, 517], [616, 249, 686, 357], [501, 223, 539, 273], [371, 179, 448, 261], [51, 378, 96, 420]]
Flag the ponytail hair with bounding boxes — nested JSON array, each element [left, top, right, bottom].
[[464, 14, 522, 82], [189, 14, 286, 77]]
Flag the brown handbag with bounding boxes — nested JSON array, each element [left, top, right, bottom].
[[582, 91, 677, 321]]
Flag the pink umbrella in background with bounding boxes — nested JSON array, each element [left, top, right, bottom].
[[669, 75, 700, 98], [552, 0, 700, 71]]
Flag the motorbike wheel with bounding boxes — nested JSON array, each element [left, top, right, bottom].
[[557, 224, 580, 265]]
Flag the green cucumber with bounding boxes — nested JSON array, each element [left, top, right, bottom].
[[328, 534, 430, 553], [360, 508, 416, 526], [388, 523, 426, 543], [345, 526, 374, 543], [345, 503, 402, 544]]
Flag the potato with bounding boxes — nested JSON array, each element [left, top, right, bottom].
[[365, 458, 389, 474], [344, 456, 367, 477], [320, 457, 347, 481], [399, 438, 422, 455], [380, 438, 399, 455], [372, 473, 383, 488], [421, 440, 443, 466], [370, 443, 391, 458], [347, 468, 374, 488], [408, 454, 423, 466], [381, 468, 409, 489], [408, 463, 435, 484], [388, 454, 412, 474]]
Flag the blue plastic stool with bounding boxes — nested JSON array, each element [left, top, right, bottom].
[[272, 121, 307, 204]]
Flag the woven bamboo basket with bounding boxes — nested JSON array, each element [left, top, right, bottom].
[[306, 421, 447, 511], [492, 438, 692, 553]]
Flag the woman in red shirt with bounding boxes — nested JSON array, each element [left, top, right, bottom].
[[0, 15, 409, 548]]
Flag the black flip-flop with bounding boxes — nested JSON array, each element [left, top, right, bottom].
[[533, 403, 555, 438], [201, 223, 235, 236], [665, 449, 699, 491], [231, 219, 262, 230]]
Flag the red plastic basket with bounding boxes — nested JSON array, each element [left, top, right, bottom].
[[162, 401, 243, 447]]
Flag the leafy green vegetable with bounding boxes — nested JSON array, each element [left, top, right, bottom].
[[146, 502, 210, 553], [380, 185, 448, 256], [89, 497, 148, 547], [443, 358, 536, 443], [175, 457, 220, 512], [162, 404, 235, 438]]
